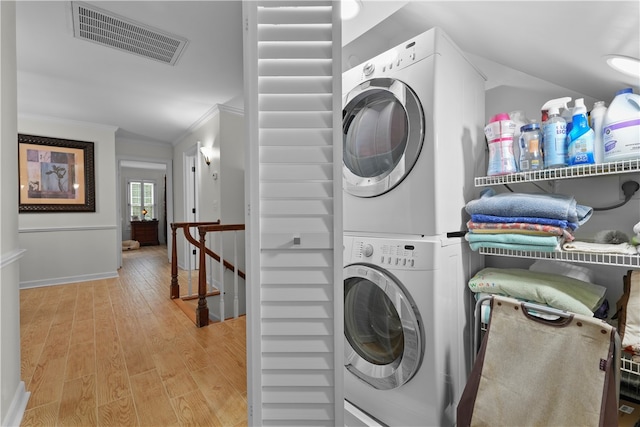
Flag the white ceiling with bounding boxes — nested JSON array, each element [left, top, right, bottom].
[[15, 1, 640, 147]]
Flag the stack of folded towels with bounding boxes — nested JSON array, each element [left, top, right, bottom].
[[464, 188, 593, 252]]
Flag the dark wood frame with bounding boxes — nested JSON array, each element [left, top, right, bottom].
[[18, 133, 96, 213]]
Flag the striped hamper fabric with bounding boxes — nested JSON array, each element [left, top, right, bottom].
[[457, 295, 618, 427]]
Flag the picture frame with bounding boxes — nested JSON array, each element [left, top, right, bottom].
[[18, 133, 96, 213]]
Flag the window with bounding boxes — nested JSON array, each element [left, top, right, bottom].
[[129, 181, 155, 220]]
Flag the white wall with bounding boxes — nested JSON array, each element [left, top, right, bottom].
[[17, 117, 119, 288], [0, 3, 30, 424]]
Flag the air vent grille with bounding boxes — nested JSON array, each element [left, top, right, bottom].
[[72, 2, 188, 65]]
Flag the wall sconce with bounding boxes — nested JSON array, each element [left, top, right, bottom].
[[141, 209, 148, 219], [200, 146, 214, 166]]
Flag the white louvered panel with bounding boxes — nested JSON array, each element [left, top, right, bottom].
[[259, 111, 332, 128], [258, 6, 331, 24], [260, 129, 333, 146], [263, 319, 332, 336], [259, 58, 332, 76], [262, 336, 333, 353], [260, 182, 332, 199], [262, 353, 334, 370], [260, 146, 332, 163], [262, 405, 335, 424], [259, 93, 333, 111], [261, 199, 331, 216], [261, 283, 332, 301], [261, 250, 331, 268], [251, 1, 339, 425], [259, 76, 332, 94], [259, 41, 332, 59], [262, 301, 333, 318], [263, 371, 334, 387], [261, 163, 332, 181], [261, 217, 330, 233], [261, 233, 332, 250], [263, 387, 334, 404], [258, 25, 332, 42]]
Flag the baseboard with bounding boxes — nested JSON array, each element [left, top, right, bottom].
[[19, 271, 119, 289], [2, 381, 30, 427]]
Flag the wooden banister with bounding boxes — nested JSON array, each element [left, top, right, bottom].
[[170, 221, 245, 327]]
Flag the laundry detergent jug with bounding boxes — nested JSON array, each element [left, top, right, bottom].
[[603, 88, 640, 162]]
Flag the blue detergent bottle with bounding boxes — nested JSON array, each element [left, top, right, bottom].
[[567, 98, 595, 166]]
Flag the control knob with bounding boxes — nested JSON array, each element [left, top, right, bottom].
[[362, 244, 374, 258]]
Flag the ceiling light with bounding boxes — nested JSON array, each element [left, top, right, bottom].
[[605, 55, 640, 78], [341, 0, 362, 20]]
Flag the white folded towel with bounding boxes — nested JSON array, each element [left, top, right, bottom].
[[562, 240, 639, 255]]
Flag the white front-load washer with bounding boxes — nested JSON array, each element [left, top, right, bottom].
[[343, 27, 486, 237], [343, 233, 482, 427]]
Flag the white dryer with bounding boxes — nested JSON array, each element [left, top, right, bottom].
[[343, 27, 486, 237], [343, 233, 482, 427]]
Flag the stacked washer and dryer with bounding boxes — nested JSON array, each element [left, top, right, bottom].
[[342, 28, 486, 427]]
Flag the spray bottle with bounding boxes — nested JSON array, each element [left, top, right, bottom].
[[567, 98, 595, 166], [541, 97, 571, 169]]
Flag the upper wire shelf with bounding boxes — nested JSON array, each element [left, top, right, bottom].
[[474, 159, 640, 187]]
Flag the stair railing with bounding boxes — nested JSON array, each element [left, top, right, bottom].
[[196, 223, 246, 327], [170, 221, 246, 327]]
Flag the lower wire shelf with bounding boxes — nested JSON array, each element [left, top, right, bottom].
[[478, 247, 640, 268]]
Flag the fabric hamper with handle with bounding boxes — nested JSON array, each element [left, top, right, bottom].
[[457, 295, 618, 426]]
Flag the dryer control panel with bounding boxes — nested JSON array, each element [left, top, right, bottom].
[[344, 235, 439, 271]]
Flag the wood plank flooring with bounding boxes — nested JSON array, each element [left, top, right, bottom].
[[20, 245, 247, 426]]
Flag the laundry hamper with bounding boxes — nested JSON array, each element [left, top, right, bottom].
[[457, 295, 619, 427]]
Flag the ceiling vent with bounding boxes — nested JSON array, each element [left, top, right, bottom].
[[71, 2, 189, 66]]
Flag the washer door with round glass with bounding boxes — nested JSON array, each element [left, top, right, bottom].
[[343, 264, 424, 390], [343, 77, 425, 198]]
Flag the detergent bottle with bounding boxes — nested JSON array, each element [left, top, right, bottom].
[[484, 113, 517, 176], [541, 97, 571, 169], [567, 98, 595, 166], [589, 100, 607, 163], [603, 88, 640, 162]]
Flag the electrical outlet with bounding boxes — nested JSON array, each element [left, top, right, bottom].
[[619, 174, 640, 200]]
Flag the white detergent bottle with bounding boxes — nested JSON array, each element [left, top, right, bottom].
[[589, 100, 607, 163], [567, 98, 595, 166], [603, 88, 640, 162]]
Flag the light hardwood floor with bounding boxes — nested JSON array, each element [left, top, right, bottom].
[[20, 245, 247, 426]]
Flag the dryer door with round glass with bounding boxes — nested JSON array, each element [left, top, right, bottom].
[[343, 264, 424, 390], [343, 77, 425, 198]]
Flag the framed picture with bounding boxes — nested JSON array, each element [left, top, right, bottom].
[[18, 134, 96, 213]]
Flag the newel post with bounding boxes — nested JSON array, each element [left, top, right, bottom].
[[195, 227, 209, 327], [170, 223, 179, 299]]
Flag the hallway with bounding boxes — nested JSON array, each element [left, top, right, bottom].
[[20, 245, 247, 426]]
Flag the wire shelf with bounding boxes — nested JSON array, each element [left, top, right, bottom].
[[478, 247, 640, 268], [474, 158, 640, 187]]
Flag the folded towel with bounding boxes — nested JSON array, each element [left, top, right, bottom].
[[466, 232, 560, 247], [468, 241, 560, 252], [468, 267, 607, 315], [467, 221, 574, 241], [465, 188, 593, 225], [562, 241, 639, 255], [470, 213, 577, 230]]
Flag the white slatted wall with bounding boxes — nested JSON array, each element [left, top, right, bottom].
[[243, 1, 342, 425]]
